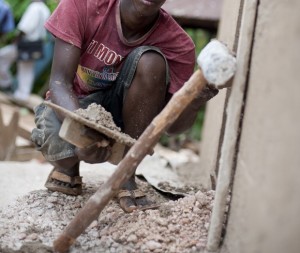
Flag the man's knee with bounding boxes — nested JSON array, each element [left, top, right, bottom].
[[135, 51, 167, 88]]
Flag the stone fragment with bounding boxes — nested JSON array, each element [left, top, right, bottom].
[[145, 240, 162, 251]]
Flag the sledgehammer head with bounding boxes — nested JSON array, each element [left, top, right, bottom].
[[197, 40, 236, 88]]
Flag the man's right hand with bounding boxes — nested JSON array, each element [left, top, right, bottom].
[[75, 142, 112, 164], [80, 126, 110, 146], [75, 126, 112, 164]]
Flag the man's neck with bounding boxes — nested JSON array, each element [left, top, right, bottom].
[[120, 0, 159, 41]]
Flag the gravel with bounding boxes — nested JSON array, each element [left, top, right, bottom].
[[0, 178, 214, 253]]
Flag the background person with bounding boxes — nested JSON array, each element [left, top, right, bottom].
[[0, 0, 50, 100], [0, 0, 14, 89], [0, 0, 14, 39]]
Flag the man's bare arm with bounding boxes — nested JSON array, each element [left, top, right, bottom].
[[165, 86, 218, 135], [49, 38, 81, 118]]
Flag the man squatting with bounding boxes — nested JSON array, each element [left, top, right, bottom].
[[31, 0, 219, 213]]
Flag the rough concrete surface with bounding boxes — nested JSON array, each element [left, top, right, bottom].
[[218, 0, 300, 253], [198, 0, 241, 191]]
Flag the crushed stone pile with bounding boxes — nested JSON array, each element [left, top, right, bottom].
[[0, 179, 214, 253]]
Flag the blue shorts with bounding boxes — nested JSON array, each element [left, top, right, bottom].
[[31, 46, 170, 162]]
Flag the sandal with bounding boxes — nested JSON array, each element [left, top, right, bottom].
[[118, 189, 146, 199], [45, 168, 83, 196], [117, 189, 160, 212]]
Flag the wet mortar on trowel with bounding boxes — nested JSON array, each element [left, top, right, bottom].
[[75, 103, 121, 132], [75, 103, 134, 144]]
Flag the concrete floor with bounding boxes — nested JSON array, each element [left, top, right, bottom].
[[0, 160, 116, 208], [0, 147, 199, 208]]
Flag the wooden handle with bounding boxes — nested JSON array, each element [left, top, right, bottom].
[[53, 69, 207, 252]]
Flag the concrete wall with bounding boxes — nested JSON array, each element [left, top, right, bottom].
[[198, 0, 242, 189], [211, 0, 300, 252]]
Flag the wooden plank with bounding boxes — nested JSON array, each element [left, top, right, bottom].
[[10, 146, 44, 162], [0, 92, 12, 105], [44, 101, 136, 147], [58, 112, 128, 165], [0, 91, 43, 112], [59, 117, 102, 148], [0, 106, 19, 160], [0, 103, 35, 141]]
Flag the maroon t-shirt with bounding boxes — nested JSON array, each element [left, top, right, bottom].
[[45, 0, 195, 97]]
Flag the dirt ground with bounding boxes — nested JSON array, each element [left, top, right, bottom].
[[0, 134, 214, 253], [0, 175, 214, 253]]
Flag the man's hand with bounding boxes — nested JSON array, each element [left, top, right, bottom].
[[81, 126, 111, 146], [166, 85, 219, 135], [75, 126, 112, 164], [75, 142, 112, 164]]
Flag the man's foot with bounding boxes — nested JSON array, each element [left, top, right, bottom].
[[45, 164, 82, 196], [118, 177, 159, 213]]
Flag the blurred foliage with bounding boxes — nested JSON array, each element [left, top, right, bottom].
[[186, 28, 213, 61], [6, 0, 58, 21], [1, 0, 58, 44]]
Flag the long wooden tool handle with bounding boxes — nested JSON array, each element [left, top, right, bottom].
[[54, 69, 207, 252]]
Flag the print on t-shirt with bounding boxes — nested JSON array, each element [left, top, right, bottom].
[[87, 40, 123, 65], [76, 65, 118, 91], [76, 40, 124, 91]]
